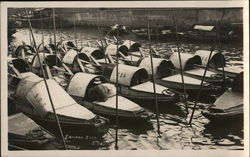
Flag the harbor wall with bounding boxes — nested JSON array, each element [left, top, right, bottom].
[[8, 8, 243, 29], [54, 8, 243, 29]]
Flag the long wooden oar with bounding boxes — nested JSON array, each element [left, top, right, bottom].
[[25, 8, 67, 149], [147, 17, 161, 136]]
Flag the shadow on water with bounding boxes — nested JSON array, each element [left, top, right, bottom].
[[141, 102, 187, 118], [109, 119, 154, 135], [203, 116, 243, 139]]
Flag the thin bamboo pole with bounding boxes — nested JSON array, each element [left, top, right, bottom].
[[115, 30, 119, 150], [73, 9, 78, 49], [40, 10, 45, 58], [172, 9, 189, 116], [52, 8, 58, 67], [147, 17, 161, 136], [189, 11, 226, 125], [24, 8, 67, 149]]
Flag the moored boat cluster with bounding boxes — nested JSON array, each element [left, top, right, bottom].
[[7, 9, 244, 150]]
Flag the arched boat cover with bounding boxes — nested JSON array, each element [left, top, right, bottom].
[[122, 40, 141, 52], [62, 49, 90, 65], [81, 47, 104, 60], [32, 53, 62, 68], [170, 52, 202, 70], [105, 44, 129, 56], [16, 76, 95, 119], [137, 57, 174, 78], [195, 50, 225, 68], [67, 73, 107, 98], [110, 64, 148, 86], [14, 45, 35, 58], [8, 58, 30, 73]]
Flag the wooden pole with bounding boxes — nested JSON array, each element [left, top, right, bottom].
[[73, 9, 78, 48], [40, 10, 45, 58], [147, 17, 161, 136], [189, 10, 226, 125], [25, 8, 67, 149], [115, 30, 119, 150], [172, 9, 189, 116], [52, 8, 58, 67]]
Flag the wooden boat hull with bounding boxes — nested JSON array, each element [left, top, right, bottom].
[[73, 96, 150, 121], [155, 75, 221, 101], [183, 68, 230, 85], [202, 110, 243, 121], [202, 90, 243, 121], [27, 113, 110, 137], [180, 33, 239, 43], [118, 84, 180, 106], [8, 113, 55, 150]]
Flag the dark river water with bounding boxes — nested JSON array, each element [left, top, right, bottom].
[[9, 27, 244, 150]]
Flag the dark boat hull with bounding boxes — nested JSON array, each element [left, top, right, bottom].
[[119, 85, 180, 107], [74, 99, 150, 121], [30, 115, 110, 137], [202, 110, 243, 122]]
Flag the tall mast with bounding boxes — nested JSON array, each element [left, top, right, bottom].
[[147, 17, 161, 136], [172, 9, 189, 116], [39, 9, 45, 58], [25, 8, 67, 149], [189, 10, 226, 125], [114, 29, 119, 150], [52, 8, 58, 66]]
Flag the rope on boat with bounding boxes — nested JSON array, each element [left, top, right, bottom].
[[172, 9, 189, 117], [52, 8, 58, 67], [24, 8, 67, 150], [189, 10, 226, 125], [114, 30, 119, 150], [147, 17, 161, 136]]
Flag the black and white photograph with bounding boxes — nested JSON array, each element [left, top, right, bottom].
[[1, 1, 249, 157]]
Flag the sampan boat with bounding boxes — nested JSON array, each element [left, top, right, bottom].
[[9, 113, 55, 150], [102, 64, 180, 106], [13, 75, 110, 137], [66, 72, 149, 121], [202, 72, 243, 121]]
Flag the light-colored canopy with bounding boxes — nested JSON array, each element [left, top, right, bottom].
[[105, 44, 128, 56], [138, 57, 173, 78], [32, 53, 61, 68], [193, 25, 215, 31], [170, 52, 201, 70], [195, 50, 225, 68], [16, 76, 95, 119], [67, 72, 107, 98], [110, 64, 148, 86]]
